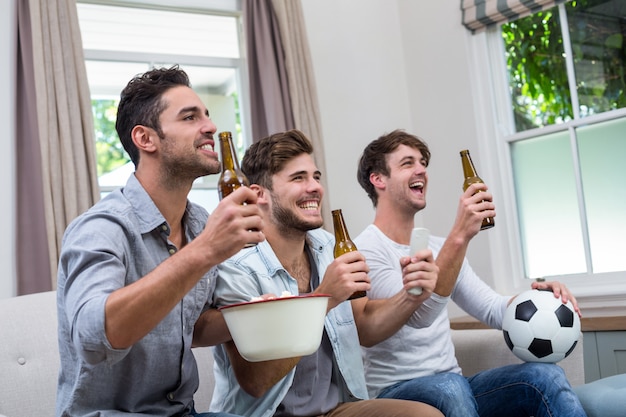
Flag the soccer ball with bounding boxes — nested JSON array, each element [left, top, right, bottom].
[[502, 289, 581, 363]]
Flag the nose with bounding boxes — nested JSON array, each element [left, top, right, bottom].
[[202, 116, 217, 135], [306, 177, 324, 194]]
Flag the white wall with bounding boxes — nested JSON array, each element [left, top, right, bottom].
[[1, 0, 17, 299], [301, 0, 411, 234], [302, 0, 496, 295]]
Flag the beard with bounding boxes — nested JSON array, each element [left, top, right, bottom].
[[159, 134, 221, 182], [270, 192, 324, 235], [388, 181, 427, 213]]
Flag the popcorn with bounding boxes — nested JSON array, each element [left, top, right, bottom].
[[249, 291, 294, 302]]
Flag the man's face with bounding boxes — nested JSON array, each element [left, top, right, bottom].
[[380, 144, 428, 212], [267, 153, 324, 233], [156, 85, 220, 179]]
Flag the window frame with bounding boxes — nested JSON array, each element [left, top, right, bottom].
[[466, 4, 626, 313], [78, 0, 251, 207]]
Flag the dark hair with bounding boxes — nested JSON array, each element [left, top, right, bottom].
[[357, 129, 431, 207], [115, 65, 191, 167], [242, 129, 314, 189]]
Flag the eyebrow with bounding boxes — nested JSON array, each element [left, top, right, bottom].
[[177, 106, 208, 117], [289, 169, 322, 178]]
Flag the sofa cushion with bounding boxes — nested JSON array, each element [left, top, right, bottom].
[[0, 291, 59, 416], [451, 328, 584, 386], [573, 373, 626, 417]]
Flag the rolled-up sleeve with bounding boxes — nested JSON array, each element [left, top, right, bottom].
[[58, 212, 133, 365]]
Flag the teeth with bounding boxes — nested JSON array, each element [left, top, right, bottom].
[[199, 144, 213, 151], [299, 201, 319, 210], [409, 181, 424, 189]]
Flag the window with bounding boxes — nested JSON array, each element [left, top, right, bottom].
[[481, 0, 626, 290], [77, 1, 249, 212]]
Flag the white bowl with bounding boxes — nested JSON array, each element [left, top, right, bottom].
[[219, 294, 330, 362]]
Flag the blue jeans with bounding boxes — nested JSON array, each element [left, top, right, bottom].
[[378, 363, 587, 417]]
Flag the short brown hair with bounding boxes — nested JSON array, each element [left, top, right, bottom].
[[357, 129, 431, 207], [242, 129, 314, 189]]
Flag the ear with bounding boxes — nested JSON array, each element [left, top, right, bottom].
[[131, 125, 158, 155], [249, 184, 268, 205], [369, 172, 386, 191]]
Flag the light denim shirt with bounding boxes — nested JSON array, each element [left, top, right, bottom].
[[56, 174, 217, 417], [209, 228, 368, 417]]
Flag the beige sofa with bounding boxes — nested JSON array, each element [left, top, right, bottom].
[[0, 291, 585, 416]]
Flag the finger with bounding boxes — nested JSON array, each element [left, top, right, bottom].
[[467, 182, 488, 194], [247, 229, 265, 245], [337, 251, 366, 263], [242, 216, 264, 232], [399, 256, 411, 267], [228, 186, 258, 205], [550, 283, 563, 299], [411, 249, 434, 262]]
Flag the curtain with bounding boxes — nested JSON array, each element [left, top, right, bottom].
[[243, 0, 295, 141], [461, 0, 569, 32], [269, 0, 323, 149], [243, 0, 332, 229], [15, 0, 99, 294], [16, 0, 50, 295]]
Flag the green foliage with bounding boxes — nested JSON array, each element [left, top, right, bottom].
[[503, 9, 573, 131], [502, 0, 626, 132], [92, 99, 129, 177], [567, 0, 626, 114]]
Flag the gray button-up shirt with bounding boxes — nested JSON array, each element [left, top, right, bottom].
[[56, 174, 217, 416]]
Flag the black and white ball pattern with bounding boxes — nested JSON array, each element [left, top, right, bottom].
[[502, 289, 581, 363]]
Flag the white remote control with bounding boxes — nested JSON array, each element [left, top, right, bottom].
[[408, 228, 430, 295]]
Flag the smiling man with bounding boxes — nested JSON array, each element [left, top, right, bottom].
[[354, 129, 587, 417], [210, 129, 442, 417], [55, 66, 263, 416]]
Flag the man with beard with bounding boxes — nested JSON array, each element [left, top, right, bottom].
[[353, 129, 587, 417], [56, 66, 263, 416], [210, 129, 442, 417]]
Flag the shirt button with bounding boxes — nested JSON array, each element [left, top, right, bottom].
[[169, 248, 176, 255], [162, 225, 168, 231], [167, 393, 174, 401], [17, 357, 26, 365]]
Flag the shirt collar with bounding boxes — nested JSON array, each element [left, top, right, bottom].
[[121, 174, 169, 235]]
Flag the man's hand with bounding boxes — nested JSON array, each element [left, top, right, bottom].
[[316, 251, 370, 309], [194, 187, 265, 267], [452, 182, 496, 242], [400, 249, 438, 298], [530, 281, 582, 317]]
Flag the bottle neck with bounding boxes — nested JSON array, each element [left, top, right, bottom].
[[332, 212, 350, 242], [219, 136, 239, 171], [460, 152, 478, 178]]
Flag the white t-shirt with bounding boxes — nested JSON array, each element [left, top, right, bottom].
[[355, 224, 509, 398]]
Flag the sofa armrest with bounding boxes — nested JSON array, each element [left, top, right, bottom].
[[451, 328, 585, 386]]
